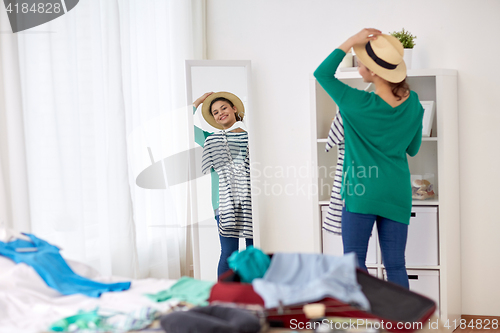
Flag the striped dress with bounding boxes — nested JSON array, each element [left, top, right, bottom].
[[324, 111, 344, 235], [201, 131, 252, 238]]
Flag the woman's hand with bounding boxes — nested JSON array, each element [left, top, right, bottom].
[[339, 28, 382, 53], [193, 92, 213, 109]]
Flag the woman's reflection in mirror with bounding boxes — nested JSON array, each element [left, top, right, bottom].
[[193, 92, 253, 278]]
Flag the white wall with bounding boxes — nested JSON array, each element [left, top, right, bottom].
[[206, 0, 500, 316]]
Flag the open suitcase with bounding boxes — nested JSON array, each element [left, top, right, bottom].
[[209, 268, 436, 333]]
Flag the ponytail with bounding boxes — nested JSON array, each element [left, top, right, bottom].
[[389, 79, 410, 101]]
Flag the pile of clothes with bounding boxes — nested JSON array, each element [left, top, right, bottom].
[[1, 230, 369, 333]]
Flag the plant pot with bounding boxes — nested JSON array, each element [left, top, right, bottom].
[[404, 48, 413, 69]]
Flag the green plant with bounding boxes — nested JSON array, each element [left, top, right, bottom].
[[390, 28, 417, 49]]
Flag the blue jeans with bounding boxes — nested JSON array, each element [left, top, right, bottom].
[[341, 206, 409, 289], [215, 215, 253, 278]]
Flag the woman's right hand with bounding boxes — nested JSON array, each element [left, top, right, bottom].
[[350, 28, 381, 45], [339, 28, 382, 53], [193, 92, 214, 109]]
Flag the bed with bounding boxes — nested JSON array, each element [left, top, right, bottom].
[[1, 235, 442, 333], [0, 254, 180, 333]]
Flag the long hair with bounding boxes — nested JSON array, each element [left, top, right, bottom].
[[389, 79, 410, 101]]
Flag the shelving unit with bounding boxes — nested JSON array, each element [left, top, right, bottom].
[[310, 69, 460, 325]]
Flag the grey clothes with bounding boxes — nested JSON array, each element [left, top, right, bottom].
[[160, 306, 261, 333], [252, 252, 370, 311]]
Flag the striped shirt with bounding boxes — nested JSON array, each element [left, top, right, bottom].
[[201, 131, 252, 238], [324, 111, 344, 235]]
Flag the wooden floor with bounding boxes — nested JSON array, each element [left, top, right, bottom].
[[454, 327, 500, 332], [454, 329, 500, 333], [453, 316, 500, 333]]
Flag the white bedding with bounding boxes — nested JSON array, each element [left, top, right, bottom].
[[0, 256, 178, 333]]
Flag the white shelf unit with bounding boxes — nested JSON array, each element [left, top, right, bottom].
[[310, 69, 460, 324]]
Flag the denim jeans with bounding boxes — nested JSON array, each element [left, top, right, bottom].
[[341, 206, 409, 289], [215, 215, 253, 278]]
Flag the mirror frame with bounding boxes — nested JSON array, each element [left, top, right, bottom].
[[185, 60, 260, 279]]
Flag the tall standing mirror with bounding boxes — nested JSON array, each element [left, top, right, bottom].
[[185, 60, 259, 281]]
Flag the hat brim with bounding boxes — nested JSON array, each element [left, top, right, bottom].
[[201, 92, 245, 130], [353, 36, 407, 84]]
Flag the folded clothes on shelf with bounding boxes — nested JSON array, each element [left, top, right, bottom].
[[411, 177, 435, 200]]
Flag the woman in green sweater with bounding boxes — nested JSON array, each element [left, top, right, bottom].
[[314, 29, 424, 288]]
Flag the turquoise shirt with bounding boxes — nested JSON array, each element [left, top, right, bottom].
[[145, 276, 214, 305], [193, 106, 219, 212], [314, 49, 424, 224], [0, 234, 131, 297]]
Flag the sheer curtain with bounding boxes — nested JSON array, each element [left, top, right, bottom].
[[0, 13, 31, 236], [0, 0, 205, 279]]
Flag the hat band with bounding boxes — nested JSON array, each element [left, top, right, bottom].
[[365, 42, 398, 70]]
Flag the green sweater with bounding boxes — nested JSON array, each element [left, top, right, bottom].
[[193, 106, 219, 212], [314, 49, 424, 224]]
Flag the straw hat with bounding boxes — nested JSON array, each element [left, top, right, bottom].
[[202, 91, 245, 130], [353, 34, 407, 83]]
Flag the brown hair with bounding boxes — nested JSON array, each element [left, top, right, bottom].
[[389, 79, 410, 101], [209, 97, 234, 116]]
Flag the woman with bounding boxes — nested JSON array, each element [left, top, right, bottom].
[[314, 29, 424, 288], [193, 91, 253, 278]]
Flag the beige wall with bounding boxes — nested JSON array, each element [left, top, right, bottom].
[[206, 0, 500, 316]]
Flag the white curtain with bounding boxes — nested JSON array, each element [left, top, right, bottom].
[[0, 13, 31, 235], [0, 0, 205, 279]]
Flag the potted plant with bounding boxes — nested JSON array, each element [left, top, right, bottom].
[[390, 28, 417, 69]]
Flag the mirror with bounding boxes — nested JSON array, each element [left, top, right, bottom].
[[185, 60, 258, 281]]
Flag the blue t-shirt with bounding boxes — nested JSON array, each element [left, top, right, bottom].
[[0, 233, 130, 297]]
